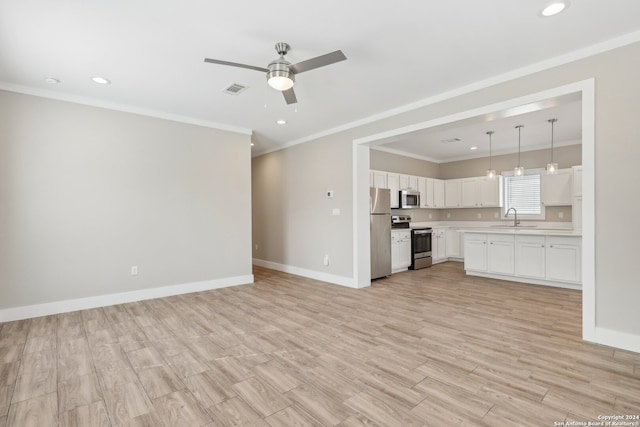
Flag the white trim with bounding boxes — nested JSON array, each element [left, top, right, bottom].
[[353, 79, 598, 348], [252, 258, 362, 289], [0, 275, 254, 323], [592, 327, 640, 354], [373, 140, 582, 165], [465, 271, 582, 291], [0, 82, 253, 136], [255, 30, 640, 157], [580, 80, 596, 342]]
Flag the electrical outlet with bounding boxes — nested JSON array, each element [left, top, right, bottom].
[[332, 208, 340, 216], [559, 211, 564, 219], [477, 213, 482, 219], [447, 213, 451, 219], [494, 212, 499, 219], [255, 244, 259, 250], [428, 213, 433, 219], [131, 266, 138, 276], [323, 254, 329, 266]]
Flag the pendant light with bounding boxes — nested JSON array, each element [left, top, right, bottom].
[[514, 125, 524, 176], [486, 131, 496, 179], [546, 118, 558, 175]]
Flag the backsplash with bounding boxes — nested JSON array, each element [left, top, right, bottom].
[[394, 206, 572, 223]]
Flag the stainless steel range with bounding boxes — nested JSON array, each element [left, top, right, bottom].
[[410, 227, 432, 270]]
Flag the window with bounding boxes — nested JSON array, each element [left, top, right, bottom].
[[503, 169, 545, 220]]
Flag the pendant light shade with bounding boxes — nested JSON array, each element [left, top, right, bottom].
[[486, 131, 496, 179], [514, 125, 524, 176], [546, 118, 558, 175]]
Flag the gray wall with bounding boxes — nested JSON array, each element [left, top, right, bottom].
[[0, 91, 253, 310], [252, 41, 640, 337], [370, 150, 440, 177], [252, 136, 353, 278]]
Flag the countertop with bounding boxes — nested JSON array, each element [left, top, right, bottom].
[[408, 221, 581, 237]]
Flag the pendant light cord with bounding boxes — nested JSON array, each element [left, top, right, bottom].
[[549, 118, 557, 162], [487, 131, 493, 169]]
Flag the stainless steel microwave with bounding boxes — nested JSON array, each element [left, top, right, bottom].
[[400, 190, 420, 208]]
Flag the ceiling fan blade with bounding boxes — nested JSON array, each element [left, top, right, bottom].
[[290, 50, 346, 74], [204, 58, 268, 73], [283, 88, 297, 104]]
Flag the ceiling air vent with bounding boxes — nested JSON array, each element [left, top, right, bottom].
[[222, 83, 248, 95], [440, 137, 462, 144]]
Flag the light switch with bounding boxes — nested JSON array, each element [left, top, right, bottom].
[[332, 208, 340, 216]]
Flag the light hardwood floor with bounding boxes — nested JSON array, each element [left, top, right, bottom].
[[1, 262, 639, 426]]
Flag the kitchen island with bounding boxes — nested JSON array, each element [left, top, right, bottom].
[[462, 228, 581, 290]]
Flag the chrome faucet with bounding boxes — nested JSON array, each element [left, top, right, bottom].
[[505, 207, 520, 227]]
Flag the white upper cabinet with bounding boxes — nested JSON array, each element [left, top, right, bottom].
[[433, 179, 445, 208], [399, 174, 419, 190], [573, 165, 583, 198], [445, 179, 462, 208], [371, 170, 388, 189], [461, 176, 503, 208], [418, 177, 434, 208], [541, 168, 573, 206], [387, 173, 400, 209]]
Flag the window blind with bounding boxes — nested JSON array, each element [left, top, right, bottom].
[[504, 173, 541, 215]]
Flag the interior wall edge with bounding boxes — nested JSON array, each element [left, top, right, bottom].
[[0, 274, 254, 323], [591, 327, 640, 354]]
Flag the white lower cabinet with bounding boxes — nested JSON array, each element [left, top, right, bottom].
[[391, 230, 412, 273], [545, 236, 581, 283], [516, 235, 546, 279], [465, 232, 582, 288], [488, 235, 514, 275], [432, 228, 447, 262], [464, 234, 487, 271], [445, 229, 463, 259]]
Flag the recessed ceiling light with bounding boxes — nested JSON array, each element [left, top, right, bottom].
[[470, 146, 478, 150], [44, 77, 60, 84], [276, 119, 287, 125], [541, 1, 569, 17], [92, 76, 111, 85]]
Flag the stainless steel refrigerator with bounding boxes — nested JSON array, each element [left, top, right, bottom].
[[370, 187, 392, 279]]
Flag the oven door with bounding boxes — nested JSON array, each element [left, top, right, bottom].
[[412, 229, 432, 257]]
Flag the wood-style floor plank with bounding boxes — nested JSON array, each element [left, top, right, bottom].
[[0, 262, 639, 426]]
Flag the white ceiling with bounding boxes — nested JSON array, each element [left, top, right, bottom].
[[1, 1, 639, 157]]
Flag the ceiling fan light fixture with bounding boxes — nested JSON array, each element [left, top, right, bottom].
[[267, 61, 294, 91]]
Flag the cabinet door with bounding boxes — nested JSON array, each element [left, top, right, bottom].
[[464, 234, 487, 271], [573, 165, 583, 198], [479, 176, 503, 207], [387, 173, 400, 209], [399, 234, 412, 268], [433, 179, 445, 208], [488, 235, 515, 275], [432, 229, 446, 261], [546, 237, 581, 283], [445, 229, 460, 258], [418, 177, 434, 208], [461, 178, 478, 207], [516, 236, 546, 279], [372, 170, 388, 189], [542, 169, 573, 206], [445, 179, 461, 208]]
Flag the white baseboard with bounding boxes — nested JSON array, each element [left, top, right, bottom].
[[253, 258, 362, 288], [591, 327, 640, 354], [0, 274, 254, 323]]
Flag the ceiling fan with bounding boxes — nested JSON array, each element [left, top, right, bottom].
[[204, 42, 347, 105]]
